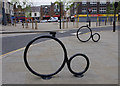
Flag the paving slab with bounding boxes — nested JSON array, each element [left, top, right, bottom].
[[2, 31, 118, 84]]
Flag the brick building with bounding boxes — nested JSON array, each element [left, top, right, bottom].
[[40, 2, 64, 20], [13, 4, 25, 21], [70, 2, 118, 22]]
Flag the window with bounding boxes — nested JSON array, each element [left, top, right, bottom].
[[99, 7, 106, 13], [82, 1, 87, 6], [92, 8, 97, 13], [82, 8, 87, 13], [100, 2, 106, 5], [34, 13, 37, 16], [74, 3, 78, 8], [90, 2, 97, 6]]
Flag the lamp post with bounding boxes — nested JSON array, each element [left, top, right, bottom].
[[59, 1, 62, 29], [113, 2, 118, 32], [88, 8, 92, 27], [2, 2, 7, 25]]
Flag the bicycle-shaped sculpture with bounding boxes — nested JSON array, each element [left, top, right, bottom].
[[24, 32, 90, 80], [77, 25, 100, 42]]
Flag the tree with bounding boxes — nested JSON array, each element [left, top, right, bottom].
[[116, 1, 120, 13], [111, 1, 120, 13], [11, 0, 32, 11], [106, 3, 111, 22]]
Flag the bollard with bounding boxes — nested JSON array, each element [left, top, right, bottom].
[[99, 19, 100, 26], [89, 20, 91, 27], [27, 21, 29, 28], [32, 20, 34, 29], [26, 23, 28, 28], [96, 21, 97, 26], [110, 18, 112, 25], [105, 19, 106, 25], [35, 20, 37, 29], [25, 20, 29, 28], [76, 20, 79, 28], [25, 19, 27, 28], [15, 19, 16, 27], [66, 20, 68, 28], [73, 21, 74, 28], [22, 22, 24, 28], [63, 21, 65, 29]]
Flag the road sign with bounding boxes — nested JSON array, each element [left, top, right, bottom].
[[88, 8, 92, 14]]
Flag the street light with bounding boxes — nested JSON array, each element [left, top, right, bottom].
[[113, 2, 118, 32], [2, 2, 7, 25], [59, 1, 62, 29], [88, 8, 92, 27]]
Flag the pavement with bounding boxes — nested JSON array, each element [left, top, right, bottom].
[[2, 30, 118, 84], [0, 22, 117, 35]]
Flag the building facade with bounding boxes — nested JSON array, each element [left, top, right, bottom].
[[13, 4, 25, 22], [40, 2, 64, 20], [70, 2, 118, 22], [29, 6, 41, 20], [2, 1, 14, 25], [0, 1, 2, 24]]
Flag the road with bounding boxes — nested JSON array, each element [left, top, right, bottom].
[[1, 26, 119, 55]]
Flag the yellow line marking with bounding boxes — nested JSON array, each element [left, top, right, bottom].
[[0, 41, 46, 57], [0, 30, 104, 57], [0, 47, 25, 57], [85, 32, 90, 35]]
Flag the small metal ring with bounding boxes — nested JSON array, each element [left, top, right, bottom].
[[67, 53, 90, 75], [92, 33, 100, 42]]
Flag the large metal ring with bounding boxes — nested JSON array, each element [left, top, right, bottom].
[[77, 25, 92, 42], [24, 35, 68, 79]]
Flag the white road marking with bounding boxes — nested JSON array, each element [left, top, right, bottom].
[[71, 32, 81, 35], [59, 31, 67, 33]]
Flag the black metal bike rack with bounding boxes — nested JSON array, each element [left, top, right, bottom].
[[24, 33, 90, 80], [77, 25, 100, 42]]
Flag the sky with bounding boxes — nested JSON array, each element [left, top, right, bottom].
[[29, 0, 57, 6], [8, 0, 58, 6], [8, 0, 117, 6]]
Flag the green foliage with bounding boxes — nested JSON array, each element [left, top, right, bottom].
[[112, 1, 120, 13], [106, 3, 111, 14], [11, 0, 32, 10], [116, 1, 120, 13]]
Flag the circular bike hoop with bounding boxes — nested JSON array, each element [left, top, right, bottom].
[[24, 35, 68, 78], [77, 25, 100, 42], [92, 33, 100, 42], [67, 53, 90, 76], [77, 25, 93, 42]]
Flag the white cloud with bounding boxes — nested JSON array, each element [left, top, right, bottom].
[[8, 0, 57, 6]]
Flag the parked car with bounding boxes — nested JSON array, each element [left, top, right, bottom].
[[48, 17, 58, 22], [40, 20, 48, 23]]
